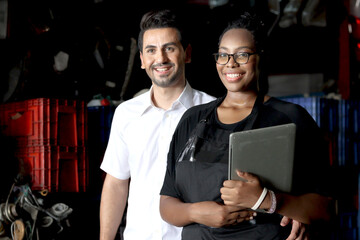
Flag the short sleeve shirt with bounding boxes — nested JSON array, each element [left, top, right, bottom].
[[100, 82, 215, 240], [160, 96, 330, 239]]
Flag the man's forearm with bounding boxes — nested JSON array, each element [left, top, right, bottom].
[[100, 174, 129, 240], [275, 193, 334, 225]]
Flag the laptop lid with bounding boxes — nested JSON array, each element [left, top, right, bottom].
[[229, 123, 296, 193]]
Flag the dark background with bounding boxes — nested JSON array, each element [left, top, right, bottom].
[[0, 0, 358, 239], [0, 0, 350, 103]]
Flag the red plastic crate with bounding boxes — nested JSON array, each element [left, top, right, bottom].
[[15, 145, 52, 191], [0, 98, 84, 147], [1, 98, 88, 192], [50, 99, 78, 147], [51, 146, 79, 192], [77, 146, 88, 192], [76, 100, 88, 147], [15, 145, 87, 192], [0, 98, 51, 146]]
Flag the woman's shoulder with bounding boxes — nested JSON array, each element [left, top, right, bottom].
[[266, 97, 310, 116], [265, 96, 318, 129], [181, 97, 221, 121]]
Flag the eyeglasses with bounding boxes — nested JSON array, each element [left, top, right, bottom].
[[213, 52, 257, 65]]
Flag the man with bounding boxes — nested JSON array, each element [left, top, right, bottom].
[[99, 9, 215, 240], [99, 8, 308, 240]]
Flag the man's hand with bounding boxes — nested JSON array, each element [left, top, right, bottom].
[[281, 216, 309, 240]]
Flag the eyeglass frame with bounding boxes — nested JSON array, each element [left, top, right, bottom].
[[213, 52, 257, 65]]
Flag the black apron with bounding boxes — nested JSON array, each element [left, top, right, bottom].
[[175, 95, 291, 240]]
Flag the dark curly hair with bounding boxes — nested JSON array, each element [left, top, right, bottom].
[[218, 11, 267, 54], [137, 9, 188, 52]]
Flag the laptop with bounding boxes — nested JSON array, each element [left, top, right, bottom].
[[229, 123, 296, 193]]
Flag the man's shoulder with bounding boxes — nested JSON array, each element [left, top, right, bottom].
[[191, 88, 216, 103], [115, 90, 149, 114], [189, 97, 218, 111], [181, 97, 219, 122]]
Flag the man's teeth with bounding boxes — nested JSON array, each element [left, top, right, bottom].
[[157, 68, 168, 72]]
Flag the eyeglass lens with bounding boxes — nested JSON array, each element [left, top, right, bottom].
[[216, 53, 249, 65]]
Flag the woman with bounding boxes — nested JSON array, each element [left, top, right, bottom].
[[160, 12, 334, 239]]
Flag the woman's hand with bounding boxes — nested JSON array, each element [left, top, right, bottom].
[[190, 201, 254, 228], [220, 170, 264, 209]]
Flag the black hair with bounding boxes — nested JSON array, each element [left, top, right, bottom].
[[218, 11, 267, 54], [137, 9, 188, 52], [218, 11, 269, 94]]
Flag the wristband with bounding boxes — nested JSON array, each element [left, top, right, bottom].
[[251, 187, 268, 210], [266, 190, 277, 214]]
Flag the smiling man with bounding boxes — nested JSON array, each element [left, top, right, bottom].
[[99, 9, 215, 240], [139, 27, 193, 109], [141, 27, 188, 88]]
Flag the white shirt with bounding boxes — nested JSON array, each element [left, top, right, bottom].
[[100, 82, 215, 240]]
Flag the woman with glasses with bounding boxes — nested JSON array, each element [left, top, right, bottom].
[[160, 11, 334, 239]]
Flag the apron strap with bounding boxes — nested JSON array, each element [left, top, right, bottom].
[[184, 93, 264, 162]]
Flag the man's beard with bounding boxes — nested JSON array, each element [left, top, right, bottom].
[[151, 64, 184, 88]]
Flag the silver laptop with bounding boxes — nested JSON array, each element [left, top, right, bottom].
[[229, 123, 296, 193]]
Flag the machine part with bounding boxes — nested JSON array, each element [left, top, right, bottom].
[[120, 37, 137, 101], [279, 0, 304, 28], [267, 0, 282, 36], [11, 219, 25, 240], [0, 203, 18, 223], [0, 221, 5, 236], [39, 216, 53, 228], [302, 0, 327, 27], [3, 65, 22, 103], [209, 0, 229, 9], [0, 204, 3, 222], [350, 0, 360, 18], [21, 200, 39, 222], [50, 203, 73, 220], [53, 51, 70, 72], [0, 181, 73, 239], [39, 189, 49, 197]]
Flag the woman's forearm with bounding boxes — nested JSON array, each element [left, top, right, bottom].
[[160, 195, 193, 227], [160, 195, 251, 228], [222, 172, 335, 225]]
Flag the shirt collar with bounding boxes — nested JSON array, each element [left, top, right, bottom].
[[176, 81, 195, 109], [139, 81, 194, 116]]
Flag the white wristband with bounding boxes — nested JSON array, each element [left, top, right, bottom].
[[251, 187, 268, 210]]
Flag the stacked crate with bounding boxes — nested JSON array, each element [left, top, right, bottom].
[[87, 105, 115, 191], [0, 98, 88, 192]]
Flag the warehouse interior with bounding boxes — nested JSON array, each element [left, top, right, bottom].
[[0, 0, 359, 239]]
